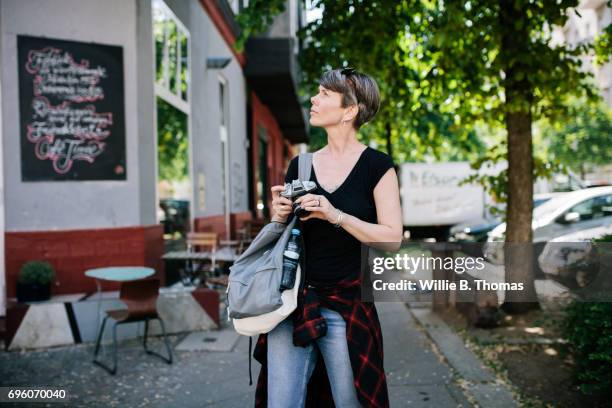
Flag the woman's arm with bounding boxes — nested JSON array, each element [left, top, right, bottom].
[[270, 157, 299, 223], [339, 168, 403, 250], [297, 168, 403, 251]]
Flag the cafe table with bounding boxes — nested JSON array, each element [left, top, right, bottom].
[[162, 246, 239, 286]]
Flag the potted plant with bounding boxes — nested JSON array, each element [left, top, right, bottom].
[[16, 261, 55, 302]]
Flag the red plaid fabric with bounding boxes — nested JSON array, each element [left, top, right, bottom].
[[252, 276, 389, 407]]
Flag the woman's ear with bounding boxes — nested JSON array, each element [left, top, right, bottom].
[[343, 104, 359, 123]]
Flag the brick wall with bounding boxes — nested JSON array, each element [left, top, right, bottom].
[[5, 225, 164, 298]]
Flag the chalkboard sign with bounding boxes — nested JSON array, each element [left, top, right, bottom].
[[18, 35, 126, 181]]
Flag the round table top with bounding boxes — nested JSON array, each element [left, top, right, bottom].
[[84, 266, 155, 282]]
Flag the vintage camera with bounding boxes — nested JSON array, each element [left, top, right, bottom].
[[280, 179, 318, 218]]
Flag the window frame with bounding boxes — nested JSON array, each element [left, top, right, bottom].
[[153, 0, 191, 114]]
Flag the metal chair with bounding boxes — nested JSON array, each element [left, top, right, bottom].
[[236, 218, 268, 254], [184, 232, 218, 285], [93, 278, 172, 375], [187, 231, 218, 252]]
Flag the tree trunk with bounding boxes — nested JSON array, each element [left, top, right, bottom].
[[385, 121, 393, 159], [499, 0, 540, 314], [502, 109, 539, 314]]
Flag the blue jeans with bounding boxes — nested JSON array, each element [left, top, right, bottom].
[[267, 307, 362, 408]]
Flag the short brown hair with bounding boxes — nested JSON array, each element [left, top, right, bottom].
[[319, 68, 381, 130]]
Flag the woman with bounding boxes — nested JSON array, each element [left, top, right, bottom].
[[252, 68, 403, 408]]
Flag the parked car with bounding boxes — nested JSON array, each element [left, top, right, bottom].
[[449, 218, 502, 243], [484, 186, 612, 265], [450, 193, 559, 244], [538, 224, 612, 289]]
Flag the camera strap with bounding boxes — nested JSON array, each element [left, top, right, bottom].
[[296, 152, 313, 293], [298, 152, 313, 181]]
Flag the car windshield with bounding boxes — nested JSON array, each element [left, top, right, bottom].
[[533, 196, 572, 219], [533, 198, 550, 208]]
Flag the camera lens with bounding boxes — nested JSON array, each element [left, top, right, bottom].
[[293, 202, 310, 217]]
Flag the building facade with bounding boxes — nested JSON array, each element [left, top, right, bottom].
[[551, 0, 612, 185], [0, 0, 308, 315], [554, 0, 612, 105]]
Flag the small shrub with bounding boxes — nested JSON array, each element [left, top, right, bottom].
[[18, 261, 55, 285], [561, 234, 612, 397]]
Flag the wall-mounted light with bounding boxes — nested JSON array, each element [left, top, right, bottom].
[[206, 57, 231, 69]]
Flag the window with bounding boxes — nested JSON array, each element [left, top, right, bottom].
[[228, 0, 248, 14], [153, 0, 192, 240], [228, 0, 240, 14], [566, 195, 612, 222], [256, 126, 269, 219], [593, 195, 612, 218], [219, 77, 231, 236], [153, 0, 190, 113], [567, 198, 597, 221]]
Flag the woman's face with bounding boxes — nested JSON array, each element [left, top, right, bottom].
[[309, 85, 346, 128]]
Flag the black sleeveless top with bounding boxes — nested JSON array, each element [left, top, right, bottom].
[[284, 147, 395, 285]]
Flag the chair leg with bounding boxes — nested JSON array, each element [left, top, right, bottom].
[[92, 317, 118, 375], [143, 317, 173, 364], [110, 322, 118, 374], [93, 315, 108, 359], [95, 316, 173, 374], [186, 260, 195, 285], [143, 318, 149, 349], [159, 318, 173, 364]]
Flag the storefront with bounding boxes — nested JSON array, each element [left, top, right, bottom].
[[0, 0, 308, 316]]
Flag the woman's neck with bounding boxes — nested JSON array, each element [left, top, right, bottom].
[[324, 125, 362, 156]]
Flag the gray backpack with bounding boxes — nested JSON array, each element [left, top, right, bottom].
[[226, 153, 312, 319]]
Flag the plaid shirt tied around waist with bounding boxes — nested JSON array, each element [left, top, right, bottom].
[[252, 276, 390, 408]]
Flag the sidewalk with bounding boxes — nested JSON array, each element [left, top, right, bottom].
[[379, 302, 472, 407], [0, 302, 514, 407]]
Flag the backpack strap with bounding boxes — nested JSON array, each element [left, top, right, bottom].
[[298, 152, 313, 181]]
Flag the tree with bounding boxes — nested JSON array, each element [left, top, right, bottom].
[[236, 0, 487, 164], [415, 0, 607, 314], [544, 98, 612, 180], [297, 1, 487, 164]]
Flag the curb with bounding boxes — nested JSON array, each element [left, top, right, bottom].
[[408, 304, 518, 408]]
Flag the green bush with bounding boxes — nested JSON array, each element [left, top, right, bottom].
[[595, 234, 612, 243], [18, 261, 55, 285], [561, 234, 612, 397]]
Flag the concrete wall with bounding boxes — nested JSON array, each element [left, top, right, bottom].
[[136, 0, 159, 226], [559, 2, 612, 107], [264, 0, 305, 54], [266, 0, 299, 38], [0, 1, 5, 315], [0, 0, 152, 231]]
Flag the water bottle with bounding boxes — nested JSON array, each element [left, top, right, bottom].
[[280, 229, 301, 291]]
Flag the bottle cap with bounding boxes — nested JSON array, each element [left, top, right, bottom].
[[291, 229, 301, 235], [284, 251, 299, 259]]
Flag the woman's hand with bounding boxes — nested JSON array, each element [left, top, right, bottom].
[[294, 193, 338, 223], [270, 185, 293, 223]]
